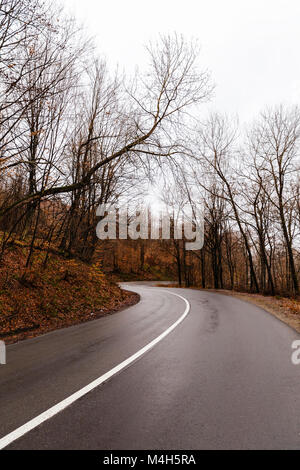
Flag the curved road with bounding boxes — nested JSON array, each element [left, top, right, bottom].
[[0, 283, 299, 450]]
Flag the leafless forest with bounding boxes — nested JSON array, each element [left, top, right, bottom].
[[1, 0, 300, 298]]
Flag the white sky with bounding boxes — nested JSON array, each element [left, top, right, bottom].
[[62, 0, 300, 123]]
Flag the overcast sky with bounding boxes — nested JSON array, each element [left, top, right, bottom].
[[62, 0, 300, 123]]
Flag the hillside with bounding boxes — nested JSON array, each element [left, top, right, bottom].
[[0, 243, 139, 344]]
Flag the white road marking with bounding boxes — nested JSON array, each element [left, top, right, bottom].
[[0, 289, 190, 450]]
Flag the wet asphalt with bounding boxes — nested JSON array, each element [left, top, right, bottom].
[[0, 283, 299, 449]]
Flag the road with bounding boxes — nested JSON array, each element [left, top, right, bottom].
[[0, 283, 299, 450]]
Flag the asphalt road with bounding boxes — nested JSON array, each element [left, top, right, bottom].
[[0, 283, 299, 450]]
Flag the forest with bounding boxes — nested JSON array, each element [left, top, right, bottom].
[[1, 0, 300, 341]]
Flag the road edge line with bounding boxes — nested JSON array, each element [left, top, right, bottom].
[[0, 289, 190, 450]]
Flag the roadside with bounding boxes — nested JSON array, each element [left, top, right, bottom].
[[0, 244, 139, 344], [210, 289, 300, 334]]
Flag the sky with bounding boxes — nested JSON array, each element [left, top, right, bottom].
[[62, 0, 300, 123]]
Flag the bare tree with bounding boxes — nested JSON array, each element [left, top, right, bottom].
[[195, 113, 260, 292], [248, 105, 300, 294], [0, 34, 213, 218]]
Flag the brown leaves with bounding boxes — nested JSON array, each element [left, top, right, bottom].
[[0, 245, 138, 344], [30, 129, 44, 137]]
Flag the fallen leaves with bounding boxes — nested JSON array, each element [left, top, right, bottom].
[[0, 245, 139, 344]]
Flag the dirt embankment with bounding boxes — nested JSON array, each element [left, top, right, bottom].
[[0, 244, 139, 344]]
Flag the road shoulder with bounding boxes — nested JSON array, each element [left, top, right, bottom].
[[195, 288, 300, 334]]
